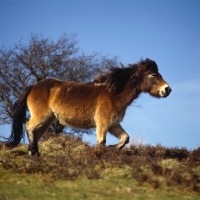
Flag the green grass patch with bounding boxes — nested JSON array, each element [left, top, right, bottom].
[[1, 171, 199, 200]]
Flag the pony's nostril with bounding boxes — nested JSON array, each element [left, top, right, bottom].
[[165, 86, 171, 94]]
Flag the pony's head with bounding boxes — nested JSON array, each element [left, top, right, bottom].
[[134, 58, 171, 98], [94, 58, 171, 98]]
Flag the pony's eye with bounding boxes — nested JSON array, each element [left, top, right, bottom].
[[148, 73, 157, 78], [151, 73, 157, 77]]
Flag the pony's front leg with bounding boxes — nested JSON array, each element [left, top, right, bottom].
[[108, 124, 129, 149], [96, 125, 107, 147], [94, 124, 108, 157]]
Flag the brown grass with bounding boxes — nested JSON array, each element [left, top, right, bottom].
[[1, 133, 200, 193]]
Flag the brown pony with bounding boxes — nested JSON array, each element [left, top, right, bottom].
[[7, 58, 171, 155]]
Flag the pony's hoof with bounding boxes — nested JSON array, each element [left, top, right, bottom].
[[28, 150, 40, 156]]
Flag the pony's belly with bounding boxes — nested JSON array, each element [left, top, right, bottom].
[[55, 113, 95, 129], [61, 120, 95, 129]]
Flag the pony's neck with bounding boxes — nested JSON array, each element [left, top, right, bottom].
[[115, 84, 141, 111]]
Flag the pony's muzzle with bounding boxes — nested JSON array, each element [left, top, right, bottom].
[[161, 85, 172, 98]]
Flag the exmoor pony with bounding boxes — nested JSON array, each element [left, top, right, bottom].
[[6, 58, 171, 155]]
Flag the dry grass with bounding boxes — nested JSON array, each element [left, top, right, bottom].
[[39, 133, 88, 156]]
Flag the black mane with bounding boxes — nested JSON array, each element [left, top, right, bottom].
[[94, 58, 158, 94]]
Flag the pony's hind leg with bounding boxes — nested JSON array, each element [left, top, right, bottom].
[[25, 113, 55, 156], [108, 124, 129, 149]]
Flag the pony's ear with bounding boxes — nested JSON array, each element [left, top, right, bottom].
[[144, 58, 154, 65], [144, 58, 151, 63], [138, 58, 154, 67], [144, 58, 158, 72]]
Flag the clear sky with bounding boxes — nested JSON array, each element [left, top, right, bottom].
[[0, 0, 200, 150]]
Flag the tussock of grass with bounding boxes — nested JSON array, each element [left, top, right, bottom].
[[39, 133, 88, 156]]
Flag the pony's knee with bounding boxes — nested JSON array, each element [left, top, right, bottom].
[[121, 133, 129, 145], [116, 134, 129, 149], [123, 134, 130, 144]]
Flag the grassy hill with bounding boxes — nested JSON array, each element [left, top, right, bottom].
[[0, 133, 200, 200]]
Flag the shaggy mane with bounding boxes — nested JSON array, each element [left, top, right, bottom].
[[94, 65, 135, 94], [94, 58, 158, 94]]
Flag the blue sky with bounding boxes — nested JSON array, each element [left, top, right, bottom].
[[0, 0, 200, 149]]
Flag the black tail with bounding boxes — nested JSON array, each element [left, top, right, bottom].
[[6, 86, 33, 148]]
